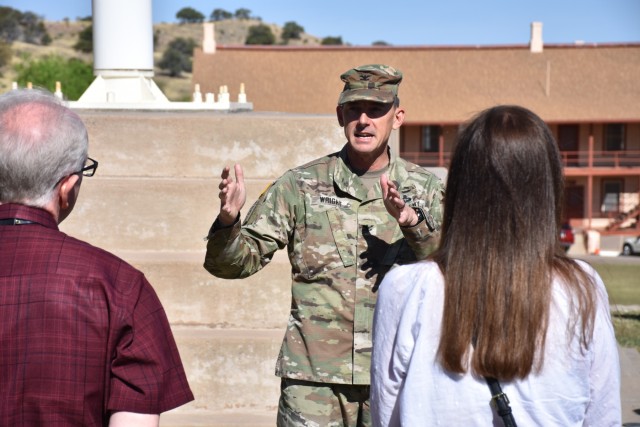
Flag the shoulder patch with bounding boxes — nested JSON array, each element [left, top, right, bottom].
[[258, 182, 274, 199]]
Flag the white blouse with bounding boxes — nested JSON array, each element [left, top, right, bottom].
[[371, 260, 621, 427]]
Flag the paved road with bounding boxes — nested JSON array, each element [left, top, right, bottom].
[[576, 253, 640, 265]]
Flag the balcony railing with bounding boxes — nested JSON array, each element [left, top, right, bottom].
[[401, 152, 453, 168], [401, 150, 640, 168], [559, 150, 640, 168]]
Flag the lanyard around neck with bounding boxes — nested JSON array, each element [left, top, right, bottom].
[[0, 218, 35, 225]]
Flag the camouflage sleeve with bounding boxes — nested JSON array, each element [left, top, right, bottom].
[[203, 172, 297, 279], [400, 173, 444, 260]]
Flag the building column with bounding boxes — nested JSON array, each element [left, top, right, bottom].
[[587, 131, 594, 229]]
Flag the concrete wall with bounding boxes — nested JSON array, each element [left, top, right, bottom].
[[60, 110, 346, 425]]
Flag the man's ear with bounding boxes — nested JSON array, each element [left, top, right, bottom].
[[392, 107, 405, 130], [336, 105, 344, 127], [58, 174, 80, 210]]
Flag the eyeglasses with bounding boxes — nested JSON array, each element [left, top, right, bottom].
[[77, 157, 98, 177], [53, 157, 99, 189]]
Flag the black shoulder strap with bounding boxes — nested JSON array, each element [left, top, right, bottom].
[[485, 376, 518, 427]]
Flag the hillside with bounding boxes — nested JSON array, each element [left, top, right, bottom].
[[2, 19, 322, 101]]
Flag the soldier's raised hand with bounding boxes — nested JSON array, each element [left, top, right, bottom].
[[218, 164, 246, 226], [381, 174, 418, 227]]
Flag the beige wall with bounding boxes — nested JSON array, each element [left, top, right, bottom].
[[59, 111, 346, 419]]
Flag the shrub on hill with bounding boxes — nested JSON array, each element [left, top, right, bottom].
[[282, 21, 304, 42], [74, 24, 93, 53], [158, 37, 197, 76], [321, 36, 343, 45], [15, 55, 93, 100], [246, 24, 275, 45]]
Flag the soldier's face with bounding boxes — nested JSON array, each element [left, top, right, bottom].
[[337, 100, 405, 168]]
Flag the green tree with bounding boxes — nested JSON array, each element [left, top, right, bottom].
[[281, 21, 304, 42], [0, 7, 21, 42], [73, 24, 92, 53], [15, 55, 94, 100], [167, 37, 196, 55], [0, 7, 50, 45], [39, 25, 52, 45], [176, 7, 204, 24], [245, 24, 275, 45], [210, 8, 232, 21], [19, 12, 40, 43], [321, 36, 343, 45], [158, 37, 196, 77], [234, 8, 252, 20], [372, 40, 390, 46], [158, 48, 189, 77]]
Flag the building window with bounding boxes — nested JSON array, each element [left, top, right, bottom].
[[557, 124, 579, 166], [601, 179, 623, 213], [558, 124, 579, 151], [421, 125, 441, 152], [604, 124, 625, 151]]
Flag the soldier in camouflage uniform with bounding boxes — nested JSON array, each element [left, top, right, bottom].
[[204, 64, 444, 426]]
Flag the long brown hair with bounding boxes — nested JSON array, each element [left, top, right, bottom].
[[432, 105, 596, 381]]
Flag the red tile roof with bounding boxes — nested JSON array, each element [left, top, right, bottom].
[[192, 43, 640, 124]]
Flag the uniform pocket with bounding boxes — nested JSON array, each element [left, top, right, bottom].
[[300, 209, 355, 277]]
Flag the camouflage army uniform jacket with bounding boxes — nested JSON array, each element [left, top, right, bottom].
[[204, 145, 443, 385]]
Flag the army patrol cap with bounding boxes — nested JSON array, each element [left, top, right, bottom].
[[338, 64, 402, 105]]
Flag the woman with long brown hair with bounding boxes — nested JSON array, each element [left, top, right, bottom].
[[371, 105, 620, 426]]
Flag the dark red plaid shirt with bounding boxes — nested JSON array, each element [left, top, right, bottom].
[[0, 204, 194, 426]]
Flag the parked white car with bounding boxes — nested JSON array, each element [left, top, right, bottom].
[[622, 235, 640, 256]]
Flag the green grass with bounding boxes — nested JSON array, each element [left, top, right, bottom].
[[611, 312, 640, 351], [588, 262, 640, 305], [585, 258, 640, 350]]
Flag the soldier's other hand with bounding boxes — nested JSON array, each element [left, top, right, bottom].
[[380, 174, 418, 227], [218, 164, 246, 226]]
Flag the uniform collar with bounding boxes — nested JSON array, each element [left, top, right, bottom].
[[334, 144, 405, 201]]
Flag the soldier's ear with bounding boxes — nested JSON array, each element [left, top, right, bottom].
[[392, 107, 405, 130], [336, 105, 345, 127]]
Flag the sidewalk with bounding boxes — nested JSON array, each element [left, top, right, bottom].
[[569, 232, 626, 257], [620, 345, 640, 425]]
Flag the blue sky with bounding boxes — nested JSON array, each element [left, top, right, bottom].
[[4, 0, 640, 46]]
